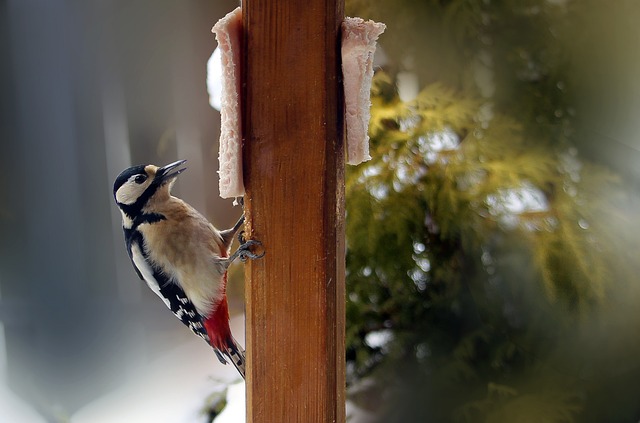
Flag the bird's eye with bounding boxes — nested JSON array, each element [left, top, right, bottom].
[[134, 174, 147, 184]]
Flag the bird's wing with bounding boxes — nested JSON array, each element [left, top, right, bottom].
[[123, 213, 166, 280], [127, 231, 211, 345], [156, 277, 211, 345], [123, 227, 144, 280]]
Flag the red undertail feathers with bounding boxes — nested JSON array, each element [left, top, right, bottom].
[[204, 293, 246, 379]]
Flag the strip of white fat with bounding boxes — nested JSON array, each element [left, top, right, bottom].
[[212, 7, 244, 199], [342, 17, 386, 165], [212, 10, 385, 197]]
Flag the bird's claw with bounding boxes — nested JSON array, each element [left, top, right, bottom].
[[237, 239, 265, 262]]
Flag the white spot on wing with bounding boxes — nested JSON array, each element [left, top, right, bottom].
[[130, 243, 171, 308], [120, 211, 133, 229]]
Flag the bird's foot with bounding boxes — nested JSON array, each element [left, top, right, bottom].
[[232, 238, 265, 263]]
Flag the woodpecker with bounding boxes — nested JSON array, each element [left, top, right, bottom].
[[113, 160, 261, 378]]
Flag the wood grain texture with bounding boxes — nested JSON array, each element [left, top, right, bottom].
[[242, 0, 346, 422]]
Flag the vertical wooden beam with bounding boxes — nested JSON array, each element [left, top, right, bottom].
[[242, 1, 345, 422]]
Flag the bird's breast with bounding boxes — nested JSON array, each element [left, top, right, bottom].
[[137, 216, 227, 317]]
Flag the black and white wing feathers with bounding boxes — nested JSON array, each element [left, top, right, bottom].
[[123, 227, 211, 345]]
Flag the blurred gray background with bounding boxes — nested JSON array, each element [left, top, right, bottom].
[[0, 0, 242, 417]]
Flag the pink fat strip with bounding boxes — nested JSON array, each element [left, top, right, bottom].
[[212, 10, 386, 199], [342, 17, 386, 166], [212, 7, 244, 199]]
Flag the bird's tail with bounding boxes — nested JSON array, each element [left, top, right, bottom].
[[205, 295, 245, 379], [221, 336, 246, 379]]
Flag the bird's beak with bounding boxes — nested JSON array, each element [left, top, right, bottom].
[[157, 159, 187, 183]]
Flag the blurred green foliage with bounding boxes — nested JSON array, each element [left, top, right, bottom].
[[344, 1, 640, 421]]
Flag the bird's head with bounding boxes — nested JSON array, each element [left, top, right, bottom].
[[113, 159, 187, 218]]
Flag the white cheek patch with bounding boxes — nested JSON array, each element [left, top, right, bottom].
[[116, 184, 140, 205], [130, 243, 172, 309], [115, 178, 149, 205]]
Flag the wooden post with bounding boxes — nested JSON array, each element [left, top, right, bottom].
[[242, 1, 346, 422]]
